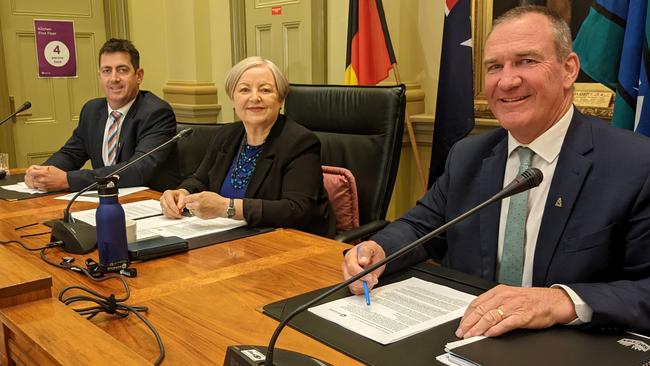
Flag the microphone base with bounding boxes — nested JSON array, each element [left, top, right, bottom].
[[224, 345, 332, 366], [50, 220, 97, 254]]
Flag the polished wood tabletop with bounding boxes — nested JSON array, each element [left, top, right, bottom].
[[0, 188, 362, 365]]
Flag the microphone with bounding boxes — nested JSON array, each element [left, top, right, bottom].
[[50, 128, 193, 254], [224, 167, 543, 366], [0, 101, 31, 127]]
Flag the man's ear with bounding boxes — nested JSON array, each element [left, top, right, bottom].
[[563, 52, 580, 89], [136, 68, 144, 84]]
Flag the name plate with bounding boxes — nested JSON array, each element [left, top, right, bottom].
[[574, 91, 613, 108]]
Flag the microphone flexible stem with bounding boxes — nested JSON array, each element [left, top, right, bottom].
[[265, 188, 510, 364], [63, 130, 186, 223], [0, 101, 31, 127]]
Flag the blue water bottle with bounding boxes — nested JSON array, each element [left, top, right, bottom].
[[95, 176, 129, 271]]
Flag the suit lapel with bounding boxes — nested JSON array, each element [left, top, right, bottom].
[[533, 112, 593, 285], [246, 116, 284, 197], [94, 104, 109, 166], [116, 92, 142, 161], [214, 126, 245, 191], [479, 133, 508, 280], [247, 153, 273, 197]]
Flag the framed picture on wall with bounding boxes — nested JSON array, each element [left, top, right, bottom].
[[472, 0, 614, 121]]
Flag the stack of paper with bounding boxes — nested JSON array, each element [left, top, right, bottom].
[[308, 277, 476, 345], [71, 199, 246, 240]]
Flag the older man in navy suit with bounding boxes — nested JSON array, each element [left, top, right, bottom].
[[25, 38, 179, 192], [343, 5, 650, 336]]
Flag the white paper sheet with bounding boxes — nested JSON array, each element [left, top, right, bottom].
[[55, 186, 149, 202], [308, 277, 476, 345], [0, 182, 46, 194], [72, 199, 163, 226], [139, 215, 247, 240], [71, 199, 247, 240]]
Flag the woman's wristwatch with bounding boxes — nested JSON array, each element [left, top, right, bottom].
[[226, 198, 235, 218]]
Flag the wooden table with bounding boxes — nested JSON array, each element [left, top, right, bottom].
[[0, 190, 362, 365]]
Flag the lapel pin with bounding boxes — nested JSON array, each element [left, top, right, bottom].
[[555, 197, 563, 208]]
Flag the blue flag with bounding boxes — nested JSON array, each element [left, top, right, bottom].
[[429, 0, 475, 187], [574, 0, 650, 135]]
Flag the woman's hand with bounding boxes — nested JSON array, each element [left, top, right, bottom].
[[184, 191, 230, 219], [160, 189, 190, 218]]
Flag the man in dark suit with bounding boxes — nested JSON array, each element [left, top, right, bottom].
[[343, 5, 650, 336], [25, 38, 179, 192]]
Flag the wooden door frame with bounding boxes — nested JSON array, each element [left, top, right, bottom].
[[229, 0, 327, 83], [0, 16, 14, 167], [104, 0, 129, 39]]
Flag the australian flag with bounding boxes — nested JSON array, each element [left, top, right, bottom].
[[429, 0, 475, 187]]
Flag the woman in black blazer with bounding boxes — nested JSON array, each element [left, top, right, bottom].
[[160, 57, 335, 237]]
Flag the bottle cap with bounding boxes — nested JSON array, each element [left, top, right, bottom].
[[96, 176, 120, 196]]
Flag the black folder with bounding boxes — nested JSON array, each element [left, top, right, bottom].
[[448, 327, 650, 366], [0, 173, 59, 201], [263, 262, 489, 366], [186, 226, 274, 249]]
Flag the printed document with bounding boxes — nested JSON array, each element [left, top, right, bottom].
[[308, 277, 476, 345], [56, 186, 149, 202], [0, 182, 45, 194], [71, 199, 246, 240]]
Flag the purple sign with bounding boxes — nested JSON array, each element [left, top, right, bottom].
[[34, 19, 77, 78]]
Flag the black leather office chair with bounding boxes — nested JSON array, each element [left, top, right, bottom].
[[175, 122, 225, 180], [152, 122, 224, 190], [285, 84, 406, 242]]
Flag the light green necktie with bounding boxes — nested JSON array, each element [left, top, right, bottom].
[[499, 147, 534, 286]]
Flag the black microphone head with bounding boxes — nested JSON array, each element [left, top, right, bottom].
[[16, 101, 31, 113], [521, 167, 543, 189], [494, 167, 544, 201]]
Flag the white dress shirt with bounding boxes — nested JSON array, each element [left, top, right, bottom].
[[101, 98, 136, 166], [497, 106, 593, 324]]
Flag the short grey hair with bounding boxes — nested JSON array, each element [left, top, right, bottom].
[[492, 5, 572, 60], [224, 56, 289, 101]]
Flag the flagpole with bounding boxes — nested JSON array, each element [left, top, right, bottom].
[[391, 63, 428, 193]]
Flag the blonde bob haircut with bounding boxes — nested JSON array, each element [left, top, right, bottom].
[[224, 56, 289, 102]]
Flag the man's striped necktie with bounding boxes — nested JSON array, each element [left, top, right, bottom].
[[106, 110, 123, 166]]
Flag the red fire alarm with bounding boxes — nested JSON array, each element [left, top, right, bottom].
[[271, 6, 282, 15]]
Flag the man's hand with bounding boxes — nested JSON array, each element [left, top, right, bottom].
[[456, 285, 577, 339], [24, 165, 69, 192], [342, 241, 386, 295], [184, 191, 229, 219], [160, 189, 190, 218]]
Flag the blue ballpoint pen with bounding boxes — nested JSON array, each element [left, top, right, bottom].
[[362, 280, 371, 306], [356, 245, 372, 306]]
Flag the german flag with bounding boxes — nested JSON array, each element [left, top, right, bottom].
[[344, 0, 397, 85]]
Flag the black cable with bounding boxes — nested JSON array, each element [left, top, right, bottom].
[[14, 222, 38, 230], [19, 232, 51, 238], [39, 248, 165, 365], [0, 239, 62, 251]]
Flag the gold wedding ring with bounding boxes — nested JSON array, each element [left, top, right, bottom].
[[496, 307, 505, 319]]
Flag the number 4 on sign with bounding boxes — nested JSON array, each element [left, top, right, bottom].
[[53, 45, 60, 54]]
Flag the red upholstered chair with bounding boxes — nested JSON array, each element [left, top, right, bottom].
[[322, 165, 359, 234], [285, 84, 406, 242]]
